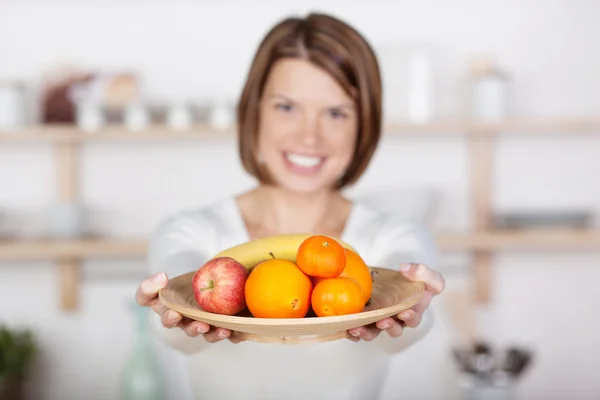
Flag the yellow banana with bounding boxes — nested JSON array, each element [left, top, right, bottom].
[[212, 233, 356, 270]]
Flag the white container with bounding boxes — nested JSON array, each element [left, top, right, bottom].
[[125, 102, 150, 131], [46, 202, 87, 239], [76, 102, 104, 132], [406, 50, 434, 124], [166, 103, 192, 130], [0, 80, 27, 129], [209, 100, 234, 130], [470, 60, 509, 122]]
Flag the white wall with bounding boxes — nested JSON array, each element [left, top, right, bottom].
[[1, 1, 600, 400]]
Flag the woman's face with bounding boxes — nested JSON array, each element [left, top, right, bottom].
[[256, 58, 358, 194]]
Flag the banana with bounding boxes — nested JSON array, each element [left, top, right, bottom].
[[212, 233, 356, 270]]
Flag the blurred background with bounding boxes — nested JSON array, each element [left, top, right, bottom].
[[1, 0, 599, 399]]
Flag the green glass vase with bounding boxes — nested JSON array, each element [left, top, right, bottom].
[[119, 302, 165, 400]]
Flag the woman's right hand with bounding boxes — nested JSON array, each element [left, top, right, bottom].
[[135, 271, 238, 343]]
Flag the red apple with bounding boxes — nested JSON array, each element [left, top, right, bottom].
[[192, 257, 249, 315]]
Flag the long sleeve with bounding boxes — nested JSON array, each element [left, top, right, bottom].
[[365, 215, 439, 354], [146, 210, 220, 355]]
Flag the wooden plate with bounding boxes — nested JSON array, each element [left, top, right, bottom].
[[158, 267, 424, 344]]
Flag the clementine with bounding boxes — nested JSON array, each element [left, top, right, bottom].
[[311, 277, 365, 317], [312, 248, 373, 305], [245, 258, 313, 318], [296, 235, 346, 278]]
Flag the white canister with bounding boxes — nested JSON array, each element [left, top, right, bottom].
[[166, 103, 192, 130], [0, 80, 27, 130], [406, 50, 434, 124], [209, 100, 234, 130], [470, 60, 509, 122], [125, 102, 150, 131], [46, 202, 87, 239], [76, 102, 105, 132]]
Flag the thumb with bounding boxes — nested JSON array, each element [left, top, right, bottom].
[[399, 263, 445, 295], [135, 272, 168, 306]]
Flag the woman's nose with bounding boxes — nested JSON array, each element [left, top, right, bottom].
[[297, 115, 321, 145]]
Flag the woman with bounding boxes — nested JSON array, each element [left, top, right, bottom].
[[136, 12, 445, 400]]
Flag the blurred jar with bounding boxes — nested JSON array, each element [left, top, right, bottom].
[[46, 201, 87, 239], [125, 102, 150, 131], [76, 101, 105, 132], [469, 59, 510, 122], [0, 80, 27, 130], [377, 43, 437, 124], [166, 102, 192, 130]]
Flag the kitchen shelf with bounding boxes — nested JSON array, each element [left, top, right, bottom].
[[1, 117, 598, 310], [436, 229, 600, 251], [1, 230, 598, 261], [1, 117, 600, 143], [0, 238, 147, 260]]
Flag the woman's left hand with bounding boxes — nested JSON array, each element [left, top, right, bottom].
[[347, 263, 445, 342]]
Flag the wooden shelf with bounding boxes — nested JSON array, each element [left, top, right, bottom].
[[0, 238, 147, 260], [437, 229, 600, 251], [1, 230, 598, 261], [0, 124, 233, 143], [1, 117, 599, 143]]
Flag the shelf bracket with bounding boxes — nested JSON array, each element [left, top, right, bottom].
[[470, 129, 495, 304], [55, 142, 81, 311], [59, 257, 81, 310]]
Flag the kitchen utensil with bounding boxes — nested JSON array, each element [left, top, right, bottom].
[[502, 347, 532, 378], [159, 267, 424, 344], [453, 348, 478, 375], [471, 341, 496, 381]]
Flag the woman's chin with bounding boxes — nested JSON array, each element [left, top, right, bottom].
[[272, 176, 336, 195]]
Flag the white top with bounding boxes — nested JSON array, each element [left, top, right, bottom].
[[147, 197, 438, 400]]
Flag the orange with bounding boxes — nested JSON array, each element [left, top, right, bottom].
[[245, 259, 313, 318], [296, 235, 346, 278], [311, 277, 365, 317], [312, 248, 373, 305]]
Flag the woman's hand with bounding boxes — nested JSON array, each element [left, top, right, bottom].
[[347, 263, 445, 342], [135, 272, 243, 343]]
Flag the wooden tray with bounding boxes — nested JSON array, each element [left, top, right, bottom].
[[158, 267, 424, 344]]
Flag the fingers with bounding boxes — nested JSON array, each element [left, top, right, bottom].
[[399, 263, 445, 295], [136, 272, 241, 344], [376, 318, 404, 338], [347, 318, 405, 341], [135, 272, 168, 307], [347, 324, 382, 342], [180, 320, 211, 338], [398, 291, 433, 328], [160, 308, 183, 328], [203, 328, 233, 343]]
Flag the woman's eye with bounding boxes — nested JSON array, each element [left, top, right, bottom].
[[275, 103, 293, 112], [329, 109, 347, 119]]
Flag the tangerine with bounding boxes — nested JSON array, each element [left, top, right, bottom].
[[245, 258, 312, 318], [311, 277, 365, 317], [296, 235, 346, 278], [312, 248, 373, 305]]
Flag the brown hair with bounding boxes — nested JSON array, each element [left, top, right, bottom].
[[237, 13, 382, 189]]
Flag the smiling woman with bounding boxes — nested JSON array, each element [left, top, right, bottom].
[[136, 12, 445, 400], [237, 15, 381, 194]]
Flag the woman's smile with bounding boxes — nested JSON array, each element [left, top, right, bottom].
[[282, 152, 326, 174]]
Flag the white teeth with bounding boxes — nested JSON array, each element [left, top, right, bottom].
[[285, 153, 322, 168]]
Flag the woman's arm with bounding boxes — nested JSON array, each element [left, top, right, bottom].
[[145, 210, 226, 355], [353, 218, 443, 353]]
